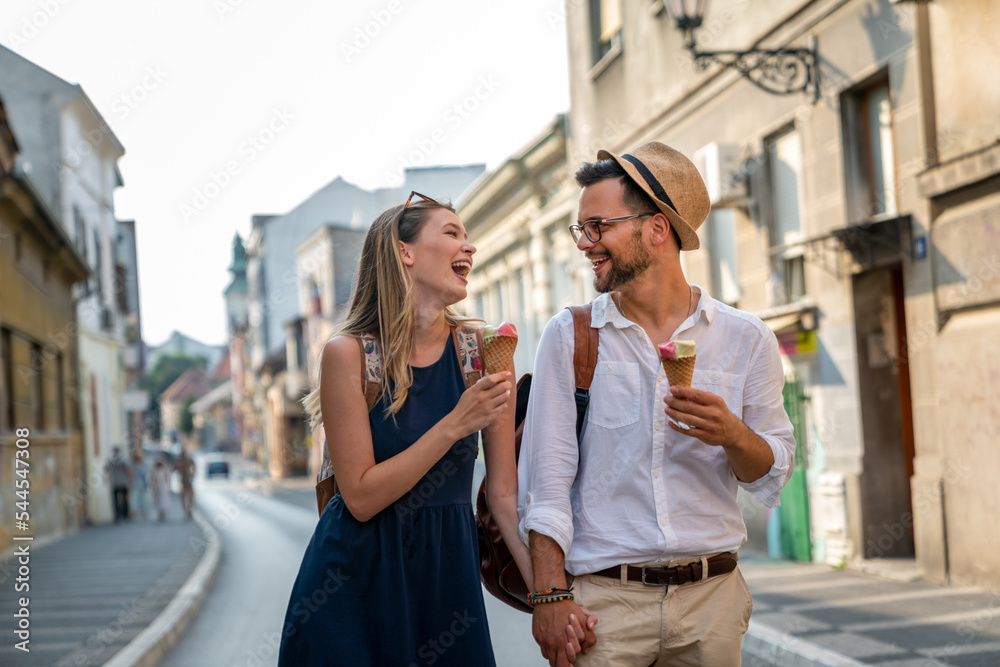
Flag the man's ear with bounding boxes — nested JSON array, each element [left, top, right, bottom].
[[399, 241, 415, 266], [648, 213, 674, 248]]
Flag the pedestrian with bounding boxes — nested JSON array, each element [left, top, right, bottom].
[[131, 449, 149, 519], [173, 449, 196, 519], [149, 457, 171, 522], [277, 191, 533, 666], [104, 446, 131, 523], [519, 142, 797, 666]]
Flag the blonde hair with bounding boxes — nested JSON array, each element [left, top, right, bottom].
[[302, 198, 477, 424]]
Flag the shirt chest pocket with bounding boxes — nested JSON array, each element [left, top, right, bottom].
[[692, 369, 745, 419], [587, 361, 641, 429]]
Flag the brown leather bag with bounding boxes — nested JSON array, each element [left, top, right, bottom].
[[475, 304, 598, 613]]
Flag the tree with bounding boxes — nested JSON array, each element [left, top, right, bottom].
[[180, 396, 197, 436], [142, 353, 206, 441]]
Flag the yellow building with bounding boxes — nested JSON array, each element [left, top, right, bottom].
[[0, 95, 88, 550]]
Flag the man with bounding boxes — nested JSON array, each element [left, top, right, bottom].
[[104, 446, 132, 523], [173, 449, 196, 519], [518, 142, 795, 666]]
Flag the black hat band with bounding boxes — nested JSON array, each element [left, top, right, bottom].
[[621, 154, 679, 215]]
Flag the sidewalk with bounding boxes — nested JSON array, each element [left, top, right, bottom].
[[740, 556, 1000, 666], [0, 494, 219, 667]]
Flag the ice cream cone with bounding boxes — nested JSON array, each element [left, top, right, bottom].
[[483, 336, 517, 374], [661, 354, 696, 387]]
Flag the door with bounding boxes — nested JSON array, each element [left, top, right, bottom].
[[852, 265, 915, 557]]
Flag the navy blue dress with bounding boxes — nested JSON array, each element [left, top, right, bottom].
[[278, 336, 496, 666]]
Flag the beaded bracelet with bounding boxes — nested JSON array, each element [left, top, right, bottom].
[[527, 587, 574, 606]]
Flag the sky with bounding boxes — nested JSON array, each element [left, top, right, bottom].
[[1, 0, 571, 347]]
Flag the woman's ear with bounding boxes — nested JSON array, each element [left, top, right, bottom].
[[399, 241, 415, 267]]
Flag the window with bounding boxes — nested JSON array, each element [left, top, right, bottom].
[[1, 328, 11, 431], [31, 343, 43, 430], [843, 78, 898, 222], [765, 128, 806, 307], [93, 229, 104, 301], [706, 209, 741, 306], [590, 0, 622, 64], [56, 352, 65, 431], [74, 205, 87, 258]]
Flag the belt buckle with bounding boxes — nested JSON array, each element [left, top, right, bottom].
[[641, 565, 669, 586]]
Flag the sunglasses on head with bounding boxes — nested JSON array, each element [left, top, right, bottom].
[[404, 191, 438, 209]]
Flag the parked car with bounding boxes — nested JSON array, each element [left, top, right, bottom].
[[205, 456, 230, 478]]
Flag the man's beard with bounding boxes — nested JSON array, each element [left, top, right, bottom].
[[593, 227, 652, 293]]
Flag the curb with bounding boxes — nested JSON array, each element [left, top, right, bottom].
[[103, 509, 221, 667], [743, 619, 868, 667]]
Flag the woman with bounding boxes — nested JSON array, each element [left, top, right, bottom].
[[131, 450, 149, 519], [277, 192, 531, 666], [149, 457, 171, 522]]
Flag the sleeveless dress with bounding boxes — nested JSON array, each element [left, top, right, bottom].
[[278, 335, 496, 666]]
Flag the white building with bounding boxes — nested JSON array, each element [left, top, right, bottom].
[[0, 45, 133, 525]]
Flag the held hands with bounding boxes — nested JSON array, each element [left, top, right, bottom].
[[533, 600, 598, 666], [450, 371, 513, 438], [664, 385, 744, 447]]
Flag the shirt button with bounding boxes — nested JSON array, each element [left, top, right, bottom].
[[654, 423, 662, 431], [712, 372, 720, 381], [653, 469, 660, 478], [659, 519, 666, 527], [605, 364, 612, 371]]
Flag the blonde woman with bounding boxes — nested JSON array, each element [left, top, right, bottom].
[[278, 192, 529, 666]]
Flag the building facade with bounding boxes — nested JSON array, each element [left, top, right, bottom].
[[0, 46, 135, 525], [555, 0, 999, 588], [0, 94, 89, 550], [458, 114, 589, 373]]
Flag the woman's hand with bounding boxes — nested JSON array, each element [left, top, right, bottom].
[[449, 371, 513, 438]]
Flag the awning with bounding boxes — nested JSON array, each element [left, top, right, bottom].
[[763, 313, 802, 334]]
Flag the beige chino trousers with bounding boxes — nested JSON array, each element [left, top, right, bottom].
[[571, 557, 753, 667]]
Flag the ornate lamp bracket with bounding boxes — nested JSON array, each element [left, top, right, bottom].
[[677, 26, 819, 101]]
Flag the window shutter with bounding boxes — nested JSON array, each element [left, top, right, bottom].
[[768, 130, 804, 247]]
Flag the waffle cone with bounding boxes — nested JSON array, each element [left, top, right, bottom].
[[483, 336, 517, 374], [661, 354, 696, 387]]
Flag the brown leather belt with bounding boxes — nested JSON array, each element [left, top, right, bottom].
[[590, 552, 738, 586]]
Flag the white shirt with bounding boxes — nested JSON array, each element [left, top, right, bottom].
[[518, 288, 795, 575]]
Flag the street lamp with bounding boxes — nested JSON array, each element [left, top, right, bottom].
[[665, 0, 818, 98]]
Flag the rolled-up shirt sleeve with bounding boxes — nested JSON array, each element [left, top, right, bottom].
[[517, 311, 580, 557], [737, 326, 796, 508]]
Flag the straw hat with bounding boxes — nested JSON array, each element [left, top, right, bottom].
[[597, 141, 710, 251]]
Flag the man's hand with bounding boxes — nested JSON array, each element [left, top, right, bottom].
[[533, 600, 598, 666], [664, 385, 742, 447], [664, 385, 775, 482]]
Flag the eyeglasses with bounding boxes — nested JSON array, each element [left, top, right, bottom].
[[404, 191, 438, 209], [568, 213, 657, 244]]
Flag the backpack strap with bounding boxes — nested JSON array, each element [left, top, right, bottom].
[[357, 333, 382, 411], [452, 323, 485, 387], [567, 304, 598, 441], [318, 334, 381, 486]]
